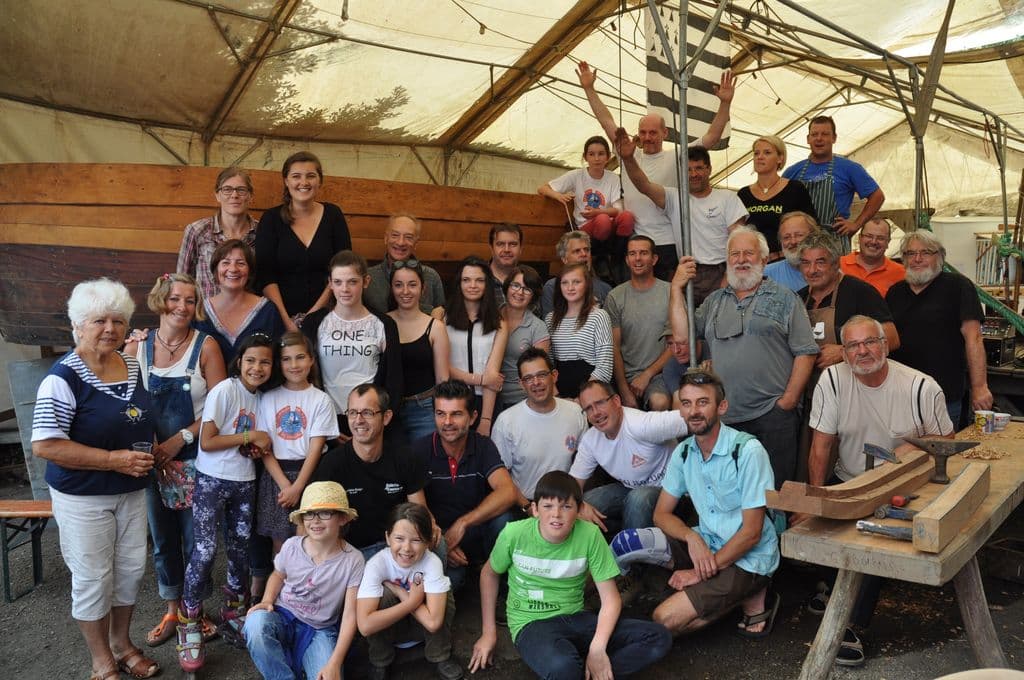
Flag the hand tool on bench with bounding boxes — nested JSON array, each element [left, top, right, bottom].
[[903, 437, 981, 484], [874, 504, 918, 520], [863, 442, 900, 471], [891, 493, 919, 507], [856, 519, 913, 541]]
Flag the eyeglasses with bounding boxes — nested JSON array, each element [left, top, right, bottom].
[[218, 186, 251, 197], [507, 281, 533, 295], [520, 370, 552, 384], [581, 396, 612, 415], [392, 258, 420, 271], [344, 409, 382, 420], [842, 337, 885, 352], [302, 510, 339, 521], [680, 371, 719, 387], [903, 249, 938, 259]]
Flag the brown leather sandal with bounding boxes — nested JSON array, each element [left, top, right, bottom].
[[114, 647, 161, 679]]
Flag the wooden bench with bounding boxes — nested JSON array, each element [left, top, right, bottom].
[[0, 499, 53, 602]]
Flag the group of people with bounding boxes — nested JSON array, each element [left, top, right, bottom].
[[30, 61, 996, 680]]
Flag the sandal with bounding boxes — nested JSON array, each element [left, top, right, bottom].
[[736, 591, 780, 639], [836, 627, 865, 667], [114, 647, 161, 679], [146, 613, 178, 647], [88, 670, 120, 680]]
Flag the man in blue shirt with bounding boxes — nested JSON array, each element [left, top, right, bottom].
[[611, 370, 780, 638]]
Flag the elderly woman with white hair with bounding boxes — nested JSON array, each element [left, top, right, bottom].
[[32, 278, 160, 680]]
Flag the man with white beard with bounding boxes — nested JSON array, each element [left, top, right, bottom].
[[670, 227, 818, 487], [885, 230, 992, 427], [799, 314, 953, 666], [765, 211, 817, 291]]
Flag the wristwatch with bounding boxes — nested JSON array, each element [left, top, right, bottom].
[[179, 429, 195, 445]]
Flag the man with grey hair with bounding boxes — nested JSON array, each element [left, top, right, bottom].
[[364, 213, 446, 317], [671, 226, 819, 487], [577, 61, 735, 279], [765, 211, 817, 292], [796, 230, 898, 369], [840, 217, 906, 296], [800, 314, 953, 667], [886, 230, 991, 426], [539, 230, 612, 318]]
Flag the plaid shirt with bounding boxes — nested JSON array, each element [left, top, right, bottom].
[[176, 213, 257, 300]]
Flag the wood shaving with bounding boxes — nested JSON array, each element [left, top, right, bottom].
[[962, 446, 1008, 460], [953, 422, 1021, 459]]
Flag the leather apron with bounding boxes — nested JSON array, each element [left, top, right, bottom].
[[797, 282, 840, 482]]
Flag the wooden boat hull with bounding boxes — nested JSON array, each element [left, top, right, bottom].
[[0, 163, 566, 346]]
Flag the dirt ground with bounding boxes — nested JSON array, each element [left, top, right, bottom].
[[1, 466, 1022, 679]]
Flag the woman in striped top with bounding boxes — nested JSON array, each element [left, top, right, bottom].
[[545, 263, 613, 399]]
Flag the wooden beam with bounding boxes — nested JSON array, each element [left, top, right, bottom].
[[202, 0, 302, 145], [913, 462, 991, 554], [437, 0, 619, 149]]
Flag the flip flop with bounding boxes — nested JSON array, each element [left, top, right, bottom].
[[114, 647, 161, 679], [736, 591, 781, 639], [146, 612, 178, 647]]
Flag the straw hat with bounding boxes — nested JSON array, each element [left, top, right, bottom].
[[288, 481, 359, 524]]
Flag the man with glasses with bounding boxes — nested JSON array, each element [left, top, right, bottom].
[[796, 230, 898, 370], [783, 115, 885, 253], [415, 379, 517, 587], [670, 227, 819, 487], [607, 235, 674, 411], [801, 315, 953, 666], [364, 213, 446, 317], [570, 380, 688, 533], [840, 217, 905, 296], [610, 370, 780, 639], [765, 211, 818, 292], [488, 223, 523, 306], [540, 230, 613, 318], [886, 230, 992, 427], [311, 383, 434, 562], [491, 348, 588, 510]]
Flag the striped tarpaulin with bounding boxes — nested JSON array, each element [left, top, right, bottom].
[[646, 4, 732, 149]]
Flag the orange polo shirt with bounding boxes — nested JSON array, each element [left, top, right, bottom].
[[840, 252, 906, 297]]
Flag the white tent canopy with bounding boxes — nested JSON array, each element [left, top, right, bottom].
[[2, 0, 1023, 215]]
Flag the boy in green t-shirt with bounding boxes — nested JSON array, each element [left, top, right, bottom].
[[468, 471, 671, 679]]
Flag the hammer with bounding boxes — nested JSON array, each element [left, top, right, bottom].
[[874, 504, 917, 520], [903, 437, 981, 484]]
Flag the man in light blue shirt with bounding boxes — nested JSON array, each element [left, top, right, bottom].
[[765, 210, 817, 292], [610, 370, 779, 638]]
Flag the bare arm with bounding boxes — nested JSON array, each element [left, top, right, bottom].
[[808, 429, 836, 487], [576, 62, 619, 141], [33, 439, 153, 477], [962, 319, 994, 410], [587, 579, 623, 680], [611, 327, 637, 408], [669, 258, 698, 345], [615, 128, 666, 208], [200, 336, 228, 389], [251, 570, 286, 610], [709, 507, 765, 569], [699, 70, 735, 149], [468, 561, 500, 673], [430, 320, 451, 382]]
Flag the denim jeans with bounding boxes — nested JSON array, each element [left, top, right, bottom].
[[145, 474, 195, 601], [445, 511, 514, 591], [400, 397, 436, 442], [515, 612, 671, 680], [244, 608, 338, 680], [582, 483, 661, 531]]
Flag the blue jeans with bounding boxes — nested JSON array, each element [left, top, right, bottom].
[[583, 484, 660, 531], [400, 397, 436, 442], [515, 612, 671, 680], [244, 608, 338, 680], [145, 474, 195, 601], [445, 511, 514, 591]]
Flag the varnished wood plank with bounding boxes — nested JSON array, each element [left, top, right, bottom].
[[912, 463, 991, 554]]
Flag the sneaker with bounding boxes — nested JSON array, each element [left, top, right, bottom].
[[807, 581, 830, 616], [434, 659, 464, 680], [219, 587, 248, 648], [176, 607, 205, 673], [835, 627, 865, 667]]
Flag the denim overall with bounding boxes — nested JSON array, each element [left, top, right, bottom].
[[144, 331, 206, 601]]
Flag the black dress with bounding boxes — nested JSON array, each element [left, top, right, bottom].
[[255, 202, 352, 317]]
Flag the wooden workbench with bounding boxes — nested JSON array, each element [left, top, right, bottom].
[[782, 425, 1024, 679]]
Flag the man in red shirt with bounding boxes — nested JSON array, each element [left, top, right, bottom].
[[840, 217, 905, 296]]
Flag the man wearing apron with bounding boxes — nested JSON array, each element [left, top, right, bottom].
[[794, 230, 899, 481], [784, 116, 885, 254]]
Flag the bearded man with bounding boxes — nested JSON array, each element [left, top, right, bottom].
[[765, 211, 817, 291], [670, 227, 819, 487], [885, 230, 992, 427]]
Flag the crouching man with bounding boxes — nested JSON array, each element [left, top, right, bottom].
[[611, 370, 781, 637], [469, 471, 671, 680]]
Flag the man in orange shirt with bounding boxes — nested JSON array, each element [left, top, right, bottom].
[[839, 217, 905, 296]]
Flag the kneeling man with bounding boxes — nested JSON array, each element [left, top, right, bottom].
[[611, 370, 780, 637]]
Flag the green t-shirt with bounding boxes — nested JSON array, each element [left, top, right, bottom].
[[489, 517, 620, 641]]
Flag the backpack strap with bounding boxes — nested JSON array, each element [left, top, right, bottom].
[[729, 431, 757, 471]]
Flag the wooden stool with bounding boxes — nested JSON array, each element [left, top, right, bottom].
[[0, 500, 53, 602]]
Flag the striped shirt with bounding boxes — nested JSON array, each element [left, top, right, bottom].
[[176, 213, 258, 300], [545, 308, 614, 383]]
